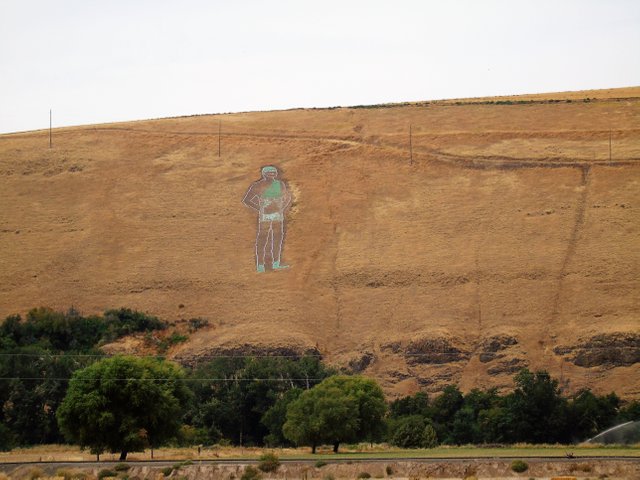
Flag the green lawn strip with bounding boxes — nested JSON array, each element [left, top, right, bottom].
[[220, 446, 640, 461]]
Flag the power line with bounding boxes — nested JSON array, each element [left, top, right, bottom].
[[0, 352, 323, 359], [0, 377, 327, 382], [0, 347, 634, 360]]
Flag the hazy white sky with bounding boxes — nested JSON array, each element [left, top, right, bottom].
[[1, 0, 639, 133]]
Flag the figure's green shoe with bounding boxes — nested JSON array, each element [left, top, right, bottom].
[[256, 264, 265, 273], [272, 260, 290, 270]]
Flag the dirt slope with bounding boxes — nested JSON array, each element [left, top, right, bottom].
[[1, 87, 639, 397]]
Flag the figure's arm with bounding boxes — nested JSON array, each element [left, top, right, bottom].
[[242, 184, 261, 211], [281, 182, 292, 209]]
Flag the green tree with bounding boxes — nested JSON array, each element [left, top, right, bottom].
[[568, 390, 620, 441], [322, 376, 387, 445], [449, 388, 500, 444], [283, 380, 357, 453], [261, 388, 303, 446], [502, 369, 569, 443], [57, 356, 191, 460], [429, 385, 464, 444], [185, 355, 334, 446], [389, 415, 425, 448], [618, 400, 640, 422], [283, 376, 386, 453], [0, 307, 164, 447], [422, 423, 438, 448], [0, 421, 13, 451], [388, 415, 439, 448], [389, 392, 429, 418]]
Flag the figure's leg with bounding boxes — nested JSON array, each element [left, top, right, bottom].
[[267, 222, 275, 264], [272, 220, 289, 269], [255, 220, 270, 272]]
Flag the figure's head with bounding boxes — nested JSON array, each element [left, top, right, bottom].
[[261, 165, 278, 179]]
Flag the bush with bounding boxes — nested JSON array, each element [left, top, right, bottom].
[[385, 465, 393, 475], [25, 468, 45, 480], [241, 466, 262, 480], [0, 422, 13, 451], [158, 332, 188, 352], [56, 469, 88, 480], [161, 467, 173, 477], [97, 469, 117, 480], [511, 460, 528, 473], [423, 424, 438, 448], [187, 318, 209, 332], [172, 460, 193, 470], [357, 473, 371, 479], [315, 460, 328, 468], [258, 452, 280, 472], [115, 463, 131, 471], [390, 415, 438, 448]]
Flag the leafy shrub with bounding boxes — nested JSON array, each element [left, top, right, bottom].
[[323, 475, 335, 480], [115, 463, 131, 472], [158, 332, 188, 352], [315, 460, 327, 468], [258, 452, 280, 472], [357, 473, 371, 479], [511, 460, 528, 473], [103, 308, 166, 339], [423, 424, 438, 448], [390, 416, 438, 448], [240, 466, 262, 480], [25, 468, 45, 480], [0, 422, 13, 451], [161, 467, 173, 477], [187, 318, 209, 332], [56, 469, 88, 480], [97, 469, 117, 480], [172, 460, 193, 470], [176, 424, 209, 447], [385, 465, 393, 475]]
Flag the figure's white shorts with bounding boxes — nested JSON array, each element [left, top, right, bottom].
[[260, 212, 283, 222]]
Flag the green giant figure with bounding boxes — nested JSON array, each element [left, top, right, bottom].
[[242, 165, 292, 272]]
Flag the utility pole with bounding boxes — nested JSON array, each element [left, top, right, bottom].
[[409, 124, 413, 165], [49, 109, 52, 148], [609, 128, 612, 161], [218, 120, 221, 158]]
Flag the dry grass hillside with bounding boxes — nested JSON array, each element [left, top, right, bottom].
[[1, 87, 639, 397]]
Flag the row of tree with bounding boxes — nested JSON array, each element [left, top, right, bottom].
[[1, 308, 639, 456], [0, 307, 167, 446]]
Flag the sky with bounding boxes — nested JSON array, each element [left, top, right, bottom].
[[1, 0, 639, 134]]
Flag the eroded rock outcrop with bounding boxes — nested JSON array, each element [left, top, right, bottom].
[[554, 333, 640, 368]]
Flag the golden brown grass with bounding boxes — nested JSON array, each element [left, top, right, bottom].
[[0, 86, 639, 397]]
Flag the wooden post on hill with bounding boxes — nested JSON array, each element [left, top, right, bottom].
[[609, 128, 612, 161], [409, 124, 413, 165], [218, 120, 221, 158], [49, 109, 52, 148]]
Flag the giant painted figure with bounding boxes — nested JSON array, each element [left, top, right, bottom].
[[242, 166, 291, 272]]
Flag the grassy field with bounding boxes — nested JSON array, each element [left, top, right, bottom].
[[1, 444, 639, 463]]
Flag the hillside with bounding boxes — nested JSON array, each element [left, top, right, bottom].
[[1, 87, 639, 397]]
